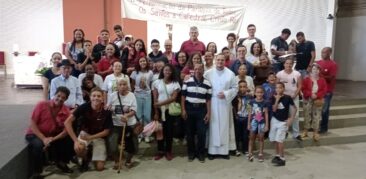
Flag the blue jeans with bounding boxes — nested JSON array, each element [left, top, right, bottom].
[[297, 69, 308, 78], [135, 93, 152, 125], [320, 92, 333, 132]]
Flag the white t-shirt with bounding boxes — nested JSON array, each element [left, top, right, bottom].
[[242, 39, 257, 57], [276, 70, 301, 96], [152, 79, 181, 102], [247, 55, 260, 66], [108, 91, 137, 126], [78, 73, 104, 88], [102, 73, 131, 100], [236, 75, 255, 95], [130, 70, 153, 95], [152, 73, 160, 83]]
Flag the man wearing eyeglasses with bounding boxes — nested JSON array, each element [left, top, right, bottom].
[[237, 24, 263, 58], [163, 39, 178, 66]]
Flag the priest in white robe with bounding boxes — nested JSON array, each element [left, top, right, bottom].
[[204, 53, 238, 158]]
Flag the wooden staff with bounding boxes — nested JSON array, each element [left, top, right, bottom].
[[117, 125, 127, 173]]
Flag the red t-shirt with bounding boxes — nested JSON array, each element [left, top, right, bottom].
[[317, 59, 338, 92], [164, 51, 178, 66], [128, 51, 146, 69], [26, 101, 70, 137], [182, 66, 194, 76], [98, 56, 119, 79], [180, 40, 205, 56]]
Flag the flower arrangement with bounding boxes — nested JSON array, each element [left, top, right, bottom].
[[35, 62, 49, 76]]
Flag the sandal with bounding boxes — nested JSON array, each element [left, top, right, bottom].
[[125, 162, 133, 168], [247, 153, 254, 162], [258, 153, 264, 162], [235, 150, 241, 157], [113, 162, 121, 170]]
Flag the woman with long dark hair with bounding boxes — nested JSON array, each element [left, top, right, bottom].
[[41, 52, 62, 100], [65, 29, 85, 76], [152, 64, 181, 161]]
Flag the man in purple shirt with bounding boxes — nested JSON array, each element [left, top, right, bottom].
[[180, 26, 206, 56]]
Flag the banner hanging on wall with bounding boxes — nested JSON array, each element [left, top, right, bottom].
[[122, 0, 245, 31]]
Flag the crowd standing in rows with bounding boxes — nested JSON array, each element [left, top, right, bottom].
[[27, 24, 338, 178]]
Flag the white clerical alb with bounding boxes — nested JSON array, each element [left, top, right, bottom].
[[204, 67, 238, 155]]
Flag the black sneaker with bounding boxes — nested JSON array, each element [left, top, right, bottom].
[[229, 150, 236, 156], [222, 155, 230, 160], [275, 158, 286, 166], [295, 136, 303, 141], [79, 160, 90, 172], [271, 156, 281, 164], [198, 155, 205, 163], [56, 162, 73, 173], [208, 154, 215, 160], [188, 156, 195, 162], [319, 130, 328, 134]]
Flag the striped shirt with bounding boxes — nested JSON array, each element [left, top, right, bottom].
[[182, 76, 212, 104]]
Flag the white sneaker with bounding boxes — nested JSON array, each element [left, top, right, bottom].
[[144, 136, 150, 143]]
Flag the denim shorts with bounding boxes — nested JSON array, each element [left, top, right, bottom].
[[250, 120, 265, 134]]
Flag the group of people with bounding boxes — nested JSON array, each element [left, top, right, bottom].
[[26, 24, 338, 178]]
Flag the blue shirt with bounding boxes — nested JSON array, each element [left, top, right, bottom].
[[50, 75, 83, 108], [229, 59, 254, 77]]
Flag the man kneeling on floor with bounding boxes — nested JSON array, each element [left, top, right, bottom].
[[269, 82, 297, 166], [65, 87, 113, 171]]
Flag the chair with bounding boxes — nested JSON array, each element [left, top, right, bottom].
[[0, 51, 6, 78], [28, 51, 37, 56]]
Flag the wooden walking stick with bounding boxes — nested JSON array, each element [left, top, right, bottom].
[[117, 125, 127, 173]]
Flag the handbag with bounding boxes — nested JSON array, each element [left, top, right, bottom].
[[117, 93, 143, 135], [163, 81, 181, 116]]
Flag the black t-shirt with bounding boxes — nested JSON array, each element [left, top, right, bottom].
[[148, 51, 166, 63], [295, 41, 315, 70], [272, 95, 294, 121], [42, 68, 59, 83], [73, 102, 113, 135], [92, 43, 120, 63], [270, 36, 289, 62], [77, 52, 92, 65]]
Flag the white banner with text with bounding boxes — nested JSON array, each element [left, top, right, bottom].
[[122, 0, 245, 31]]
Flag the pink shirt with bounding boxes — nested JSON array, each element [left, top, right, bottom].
[[164, 51, 178, 66], [317, 59, 338, 92], [26, 101, 70, 137], [276, 70, 301, 96], [180, 39, 205, 56]]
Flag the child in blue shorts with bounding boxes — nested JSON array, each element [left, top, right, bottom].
[[247, 86, 269, 162]]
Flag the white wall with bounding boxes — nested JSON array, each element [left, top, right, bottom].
[[334, 15, 366, 81], [147, 0, 333, 59], [0, 0, 64, 74]]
